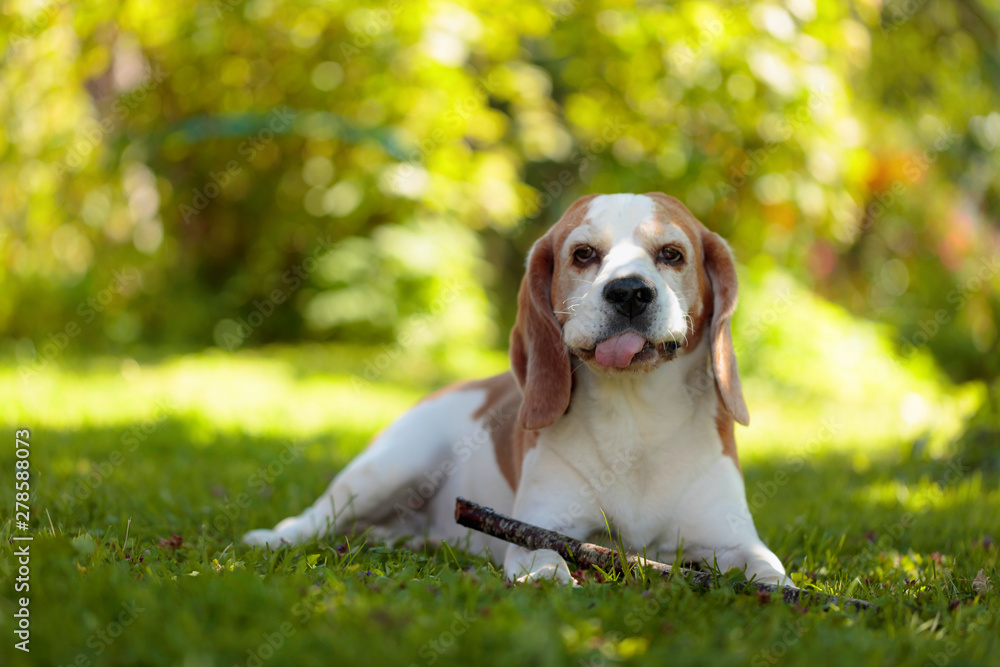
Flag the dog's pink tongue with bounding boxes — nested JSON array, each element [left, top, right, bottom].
[[594, 332, 646, 368]]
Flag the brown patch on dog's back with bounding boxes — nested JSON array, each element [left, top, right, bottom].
[[395, 372, 535, 490], [467, 373, 537, 490]]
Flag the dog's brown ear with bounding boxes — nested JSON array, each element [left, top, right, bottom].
[[702, 230, 750, 426], [509, 231, 572, 431]]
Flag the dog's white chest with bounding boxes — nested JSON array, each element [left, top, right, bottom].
[[539, 367, 724, 549]]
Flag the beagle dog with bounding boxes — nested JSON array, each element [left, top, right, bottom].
[[244, 193, 791, 587]]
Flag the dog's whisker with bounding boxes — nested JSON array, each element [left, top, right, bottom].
[[680, 313, 693, 347]]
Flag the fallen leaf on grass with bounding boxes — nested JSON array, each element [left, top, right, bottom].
[[158, 534, 184, 550], [972, 569, 992, 594]]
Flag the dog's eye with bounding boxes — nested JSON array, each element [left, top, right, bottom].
[[573, 246, 597, 265], [658, 246, 683, 265]]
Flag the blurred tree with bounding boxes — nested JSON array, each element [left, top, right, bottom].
[[1, 0, 997, 387]]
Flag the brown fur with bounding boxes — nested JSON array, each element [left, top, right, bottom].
[[644, 193, 748, 461], [715, 387, 741, 471], [644, 193, 712, 352], [411, 373, 534, 490], [476, 194, 748, 489], [700, 229, 750, 427], [413, 373, 538, 490], [509, 195, 599, 430], [470, 373, 538, 489]]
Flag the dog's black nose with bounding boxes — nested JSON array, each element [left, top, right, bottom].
[[603, 275, 656, 319]]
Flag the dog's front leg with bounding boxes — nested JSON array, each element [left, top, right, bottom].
[[502, 449, 599, 584], [672, 456, 795, 588]]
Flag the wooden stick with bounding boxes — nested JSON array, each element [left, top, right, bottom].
[[455, 497, 875, 611]]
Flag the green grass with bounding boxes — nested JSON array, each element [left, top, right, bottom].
[[0, 342, 997, 667]]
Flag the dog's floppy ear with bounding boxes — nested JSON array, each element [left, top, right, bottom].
[[509, 230, 572, 431], [701, 230, 750, 426]]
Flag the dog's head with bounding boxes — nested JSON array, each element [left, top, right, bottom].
[[510, 193, 748, 430]]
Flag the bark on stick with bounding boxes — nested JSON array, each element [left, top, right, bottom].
[[454, 497, 874, 611]]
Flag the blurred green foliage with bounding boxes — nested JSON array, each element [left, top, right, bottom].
[[3, 5, 1000, 662], [1, 0, 998, 386]]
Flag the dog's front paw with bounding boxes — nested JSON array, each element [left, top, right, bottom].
[[243, 511, 327, 548], [242, 528, 292, 548], [505, 547, 578, 586], [731, 542, 797, 589], [515, 564, 578, 587], [750, 570, 799, 590], [744, 559, 798, 590]]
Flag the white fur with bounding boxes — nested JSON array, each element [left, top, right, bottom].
[[244, 193, 792, 588], [503, 343, 787, 584], [244, 388, 514, 560], [561, 194, 692, 353]]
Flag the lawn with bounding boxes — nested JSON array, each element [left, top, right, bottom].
[[1, 330, 998, 666]]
